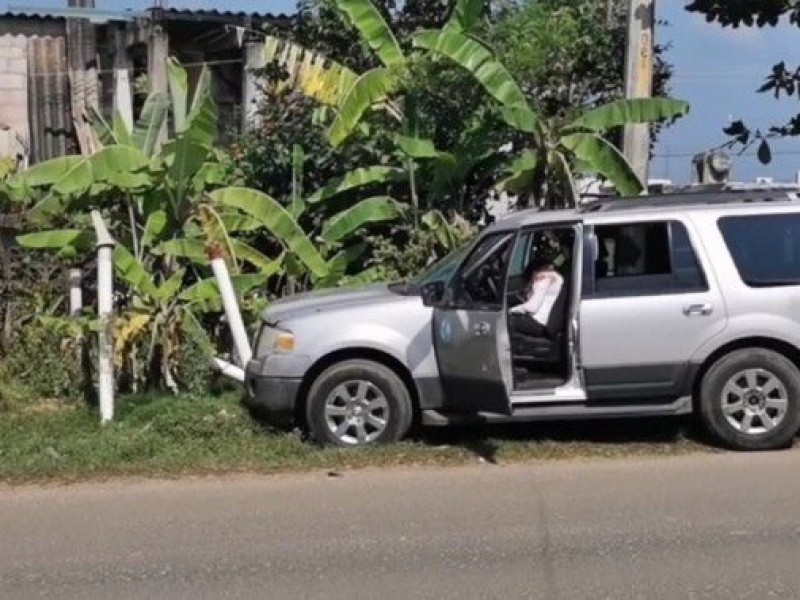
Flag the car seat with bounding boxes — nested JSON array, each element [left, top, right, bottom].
[[509, 280, 569, 366]]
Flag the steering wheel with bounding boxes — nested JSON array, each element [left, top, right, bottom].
[[485, 272, 499, 300], [475, 263, 501, 302]]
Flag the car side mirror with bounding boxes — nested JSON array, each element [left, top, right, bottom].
[[421, 280, 446, 307]]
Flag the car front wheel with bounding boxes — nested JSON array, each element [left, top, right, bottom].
[[699, 348, 800, 451], [306, 359, 413, 447]]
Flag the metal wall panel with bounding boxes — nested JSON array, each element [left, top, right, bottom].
[[27, 35, 72, 162]]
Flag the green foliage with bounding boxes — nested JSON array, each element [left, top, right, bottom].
[[174, 320, 217, 399], [0, 156, 16, 180], [448, 0, 485, 33], [258, 0, 684, 212], [210, 187, 330, 278], [6, 60, 240, 394], [232, 84, 394, 207], [364, 211, 474, 281], [0, 387, 703, 483], [0, 321, 84, 405], [567, 98, 691, 133], [685, 1, 800, 28], [489, 0, 673, 119], [412, 28, 529, 109], [328, 67, 400, 147], [333, 0, 404, 67], [499, 98, 689, 206]]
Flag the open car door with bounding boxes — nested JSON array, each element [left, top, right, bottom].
[[432, 232, 515, 414]]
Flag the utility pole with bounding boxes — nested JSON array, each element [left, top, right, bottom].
[[66, 0, 99, 154], [147, 4, 169, 148], [623, 0, 654, 187]]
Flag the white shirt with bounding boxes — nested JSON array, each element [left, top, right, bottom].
[[510, 270, 564, 325]]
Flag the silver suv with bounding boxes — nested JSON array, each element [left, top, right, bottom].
[[246, 187, 800, 451]]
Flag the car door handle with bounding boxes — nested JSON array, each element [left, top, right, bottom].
[[683, 303, 713, 317], [473, 322, 491, 336]]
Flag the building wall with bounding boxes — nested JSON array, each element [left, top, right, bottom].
[[0, 34, 29, 161], [27, 35, 72, 161]]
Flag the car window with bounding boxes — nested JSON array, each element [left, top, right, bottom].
[[718, 213, 800, 287], [451, 232, 514, 310], [672, 220, 708, 291], [411, 241, 473, 287], [586, 221, 707, 297]]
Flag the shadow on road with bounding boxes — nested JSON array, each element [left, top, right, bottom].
[[412, 416, 710, 464]]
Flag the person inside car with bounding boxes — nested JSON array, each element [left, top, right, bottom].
[[509, 254, 564, 339]]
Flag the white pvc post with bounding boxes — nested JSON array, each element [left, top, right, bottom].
[[68, 268, 83, 317], [208, 245, 252, 367], [91, 211, 115, 424], [210, 357, 245, 383]]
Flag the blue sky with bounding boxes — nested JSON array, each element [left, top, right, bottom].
[[655, 3, 800, 183], [3, 1, 799, 183]]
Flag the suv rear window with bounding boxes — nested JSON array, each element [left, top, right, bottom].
[[586, 221, 707, 297], [719, 213, 800, 287]]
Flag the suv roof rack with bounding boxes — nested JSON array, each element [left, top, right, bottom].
[[579, 184, 800, 213]]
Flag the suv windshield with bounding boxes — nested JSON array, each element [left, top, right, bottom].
[[409, 241, 473, 288]]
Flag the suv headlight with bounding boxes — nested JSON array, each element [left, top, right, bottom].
[[273, 331, 295, 353], [257, 325, 296, 354]]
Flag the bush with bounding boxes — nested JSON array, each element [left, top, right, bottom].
[[174, 319, 220, 399], [0, 320, 84, 406], [364, 221, 474, 282]]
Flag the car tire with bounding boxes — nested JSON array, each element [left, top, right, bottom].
[[699, 348, 800, 451], [306, 359, 413, 447]]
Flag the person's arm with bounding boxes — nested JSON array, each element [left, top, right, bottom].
[[510, 274, 554, 315]]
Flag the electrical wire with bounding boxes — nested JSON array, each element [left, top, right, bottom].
[[24, 56, 247, 78]]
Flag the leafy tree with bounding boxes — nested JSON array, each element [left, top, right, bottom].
[[490, 0, 672, 119], [498, 98, 689, 206], [686, 1, 800, 160], [257, 0, 685, 212], [409, 4, 689, 205], [4, 59, 408, 392], [686, 1, 800, 28]]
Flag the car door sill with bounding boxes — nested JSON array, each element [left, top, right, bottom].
[[510, 379, 587, 405], [421, 396, 692, 426]]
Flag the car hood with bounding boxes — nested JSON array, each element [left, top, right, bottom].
[[262, 283, 417, 324]]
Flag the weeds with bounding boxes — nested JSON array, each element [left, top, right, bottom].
[[0, 392, 713, 485]]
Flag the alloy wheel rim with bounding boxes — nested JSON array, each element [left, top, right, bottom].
[[721, 368, 789, 436], [324, 380, 390, 445]]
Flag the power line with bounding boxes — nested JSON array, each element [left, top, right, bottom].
[[654, 150, 800, 159], [25, 56, 245, 78]]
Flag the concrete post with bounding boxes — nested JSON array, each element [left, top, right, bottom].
[[622, 0, 654, 188], [91, 211, 115, 424], [113, 26, 134, 132], [68, 268, 83, 317], [241, 42, 265, 132], [147, 18, 169, 148]]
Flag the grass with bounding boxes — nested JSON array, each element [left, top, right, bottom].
[[0, 393, 714, 485]]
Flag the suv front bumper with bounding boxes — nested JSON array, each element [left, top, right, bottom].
[[245, 353, 312, 426]]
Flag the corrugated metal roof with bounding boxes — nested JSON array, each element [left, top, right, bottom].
[[160, 7, 289, 21], [3, 6, 138, 22], [2, 6, 289, 23], [1, 10, 68, 22]]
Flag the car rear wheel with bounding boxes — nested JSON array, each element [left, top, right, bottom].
[[306, 359, 413, 447], [699, 348, 800, 451]]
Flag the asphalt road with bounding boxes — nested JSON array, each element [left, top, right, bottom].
[[3, 452, 800, 599]]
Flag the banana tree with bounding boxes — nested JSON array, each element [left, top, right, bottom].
[[8, 59, 256, 392], [496, 98, 690, 206], [9, 59, 226, 256], [264, 0, 514, 148], [265, 0, 689, 207], [205, 184, 407, 293]]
